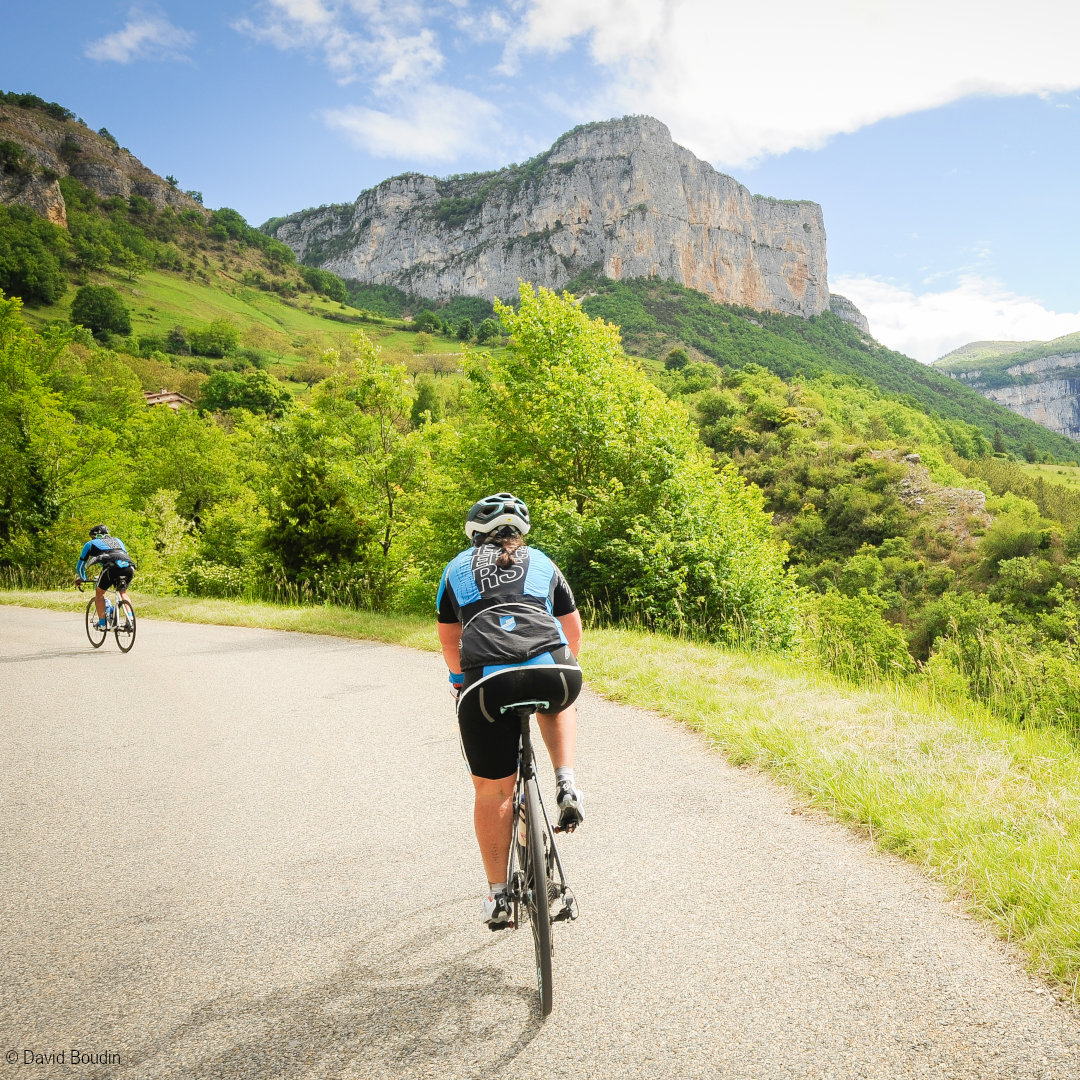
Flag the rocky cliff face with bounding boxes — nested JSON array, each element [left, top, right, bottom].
[[0, 100, 201, 228], [270, 116, 830, 317], [983, 380, 1080, 442], [828, 293, 869, 334], [935, 334, 1080, 443]]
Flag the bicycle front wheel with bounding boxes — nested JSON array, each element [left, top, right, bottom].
[[85, 598, 107, 648], [524, 775, 553, 1018], [114, 600, 136, 652]]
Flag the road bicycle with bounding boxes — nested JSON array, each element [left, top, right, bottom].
[[76, 577, 136, 653], [502, 700, 578, 1018]]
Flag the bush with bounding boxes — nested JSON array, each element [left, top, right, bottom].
[[300, 266, 348, 303], [69, 285, 131, 339], [411, 373, 442, 426], [200, 370, 291, 416], [807, 589, 915, 682], [0, 206, 69, 304], [411, 309, 441, 333], [475, 317, 501, 344], [188, 319, 239, 358]]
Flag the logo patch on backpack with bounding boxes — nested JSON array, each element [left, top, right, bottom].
[[499, 615, 517, 632]]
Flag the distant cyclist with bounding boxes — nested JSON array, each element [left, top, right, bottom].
[[436, 493, 584, 930], [76, 525, 136, 629]]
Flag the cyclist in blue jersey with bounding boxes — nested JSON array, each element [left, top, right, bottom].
[[76, 525, 136, 629], [437, 493, 585, 930]]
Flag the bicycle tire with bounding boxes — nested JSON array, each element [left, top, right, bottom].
[[114, 600, 136, 652], [524, 774, 553, 1017], [85, 598, 107, 648]]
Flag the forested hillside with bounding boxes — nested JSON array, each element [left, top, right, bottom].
[[573, 273, 1079, 460]]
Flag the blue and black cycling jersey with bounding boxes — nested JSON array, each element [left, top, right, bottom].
[[76, 537, 133, 580], [437, 544, 576, 671]]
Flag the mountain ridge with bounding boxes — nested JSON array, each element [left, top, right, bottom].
[[266, 115, 830, 319], [0, 90, 203, 227], [932, 330, 1080, 442]]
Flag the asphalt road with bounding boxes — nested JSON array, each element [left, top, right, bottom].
[[1, 606, 1078, 1080]]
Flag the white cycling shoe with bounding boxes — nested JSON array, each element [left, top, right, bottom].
[[556, 781, 585, 832], [481, 891, 512, 931]]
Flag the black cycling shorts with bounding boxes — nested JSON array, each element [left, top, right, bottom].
[[97, 565, 134, 593], [456, 645, 582, 780]]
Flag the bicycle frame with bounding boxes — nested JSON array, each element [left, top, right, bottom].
[[503, 703, 577, 929]]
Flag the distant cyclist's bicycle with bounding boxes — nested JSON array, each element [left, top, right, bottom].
[[76, 578, 136, 652], [502, 700, 578, 1018]]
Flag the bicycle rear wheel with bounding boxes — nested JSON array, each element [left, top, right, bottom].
[[524, 774, 553, 1017], [114, 600, 136, 652], [85, 598, 107, 648]]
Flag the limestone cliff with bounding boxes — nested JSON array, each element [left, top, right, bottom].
[[934, 332, 1080, 443], [828, 293, 870, 334], [268, 116, 830, 317], [0, 95, 202, 228], [982, 379, 1080, 442]]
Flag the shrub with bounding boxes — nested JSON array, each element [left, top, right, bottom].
[[475, 317, 501, 344], [300, 266, 348, 303], [411, 309, 441, 333], [0, 139, 33, 179], [0, 203, 71, 300], [188, 320, 239, 358], [199, 370, 291, 416], [69, 285, 131, 339], [411, 373, 442, 426], [807, 589, 915, 682]]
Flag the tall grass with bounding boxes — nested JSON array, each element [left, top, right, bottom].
[[933, 626, 1080, 740]]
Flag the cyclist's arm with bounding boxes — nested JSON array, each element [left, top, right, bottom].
[[437, 621, 463, 674], [75, 541, 94, 580], [549, 565, 582, 657], [557, 610, 583, 658]]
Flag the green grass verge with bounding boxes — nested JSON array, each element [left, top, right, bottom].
[[5, 589, 1079, 1000]]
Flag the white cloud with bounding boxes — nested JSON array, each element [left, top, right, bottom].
[[832, 274, 1080, 363], [511, 0, 1080, 166], [85, 10, 195, 63], [234, 0, 444, 85], [323, 85, 499, 159]]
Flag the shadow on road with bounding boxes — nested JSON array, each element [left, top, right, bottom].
[[131, 901, 543, 1080], [0, 647, 97, 664]]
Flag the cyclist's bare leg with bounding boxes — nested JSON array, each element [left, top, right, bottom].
[[536, 703, 577, 770], [472, 771, 517, 886], [93, 587, 107, 620]]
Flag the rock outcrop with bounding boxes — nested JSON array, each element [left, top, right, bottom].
[[983, 380, 1080, 442], [269, 116, 830, 317], [0, 98, 202, 228], [829, 293, 869, 334]]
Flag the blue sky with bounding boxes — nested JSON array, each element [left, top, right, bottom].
[[4, 0, 1080, 361]]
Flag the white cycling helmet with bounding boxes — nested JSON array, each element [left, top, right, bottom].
[[464, 493, 530, 540]]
